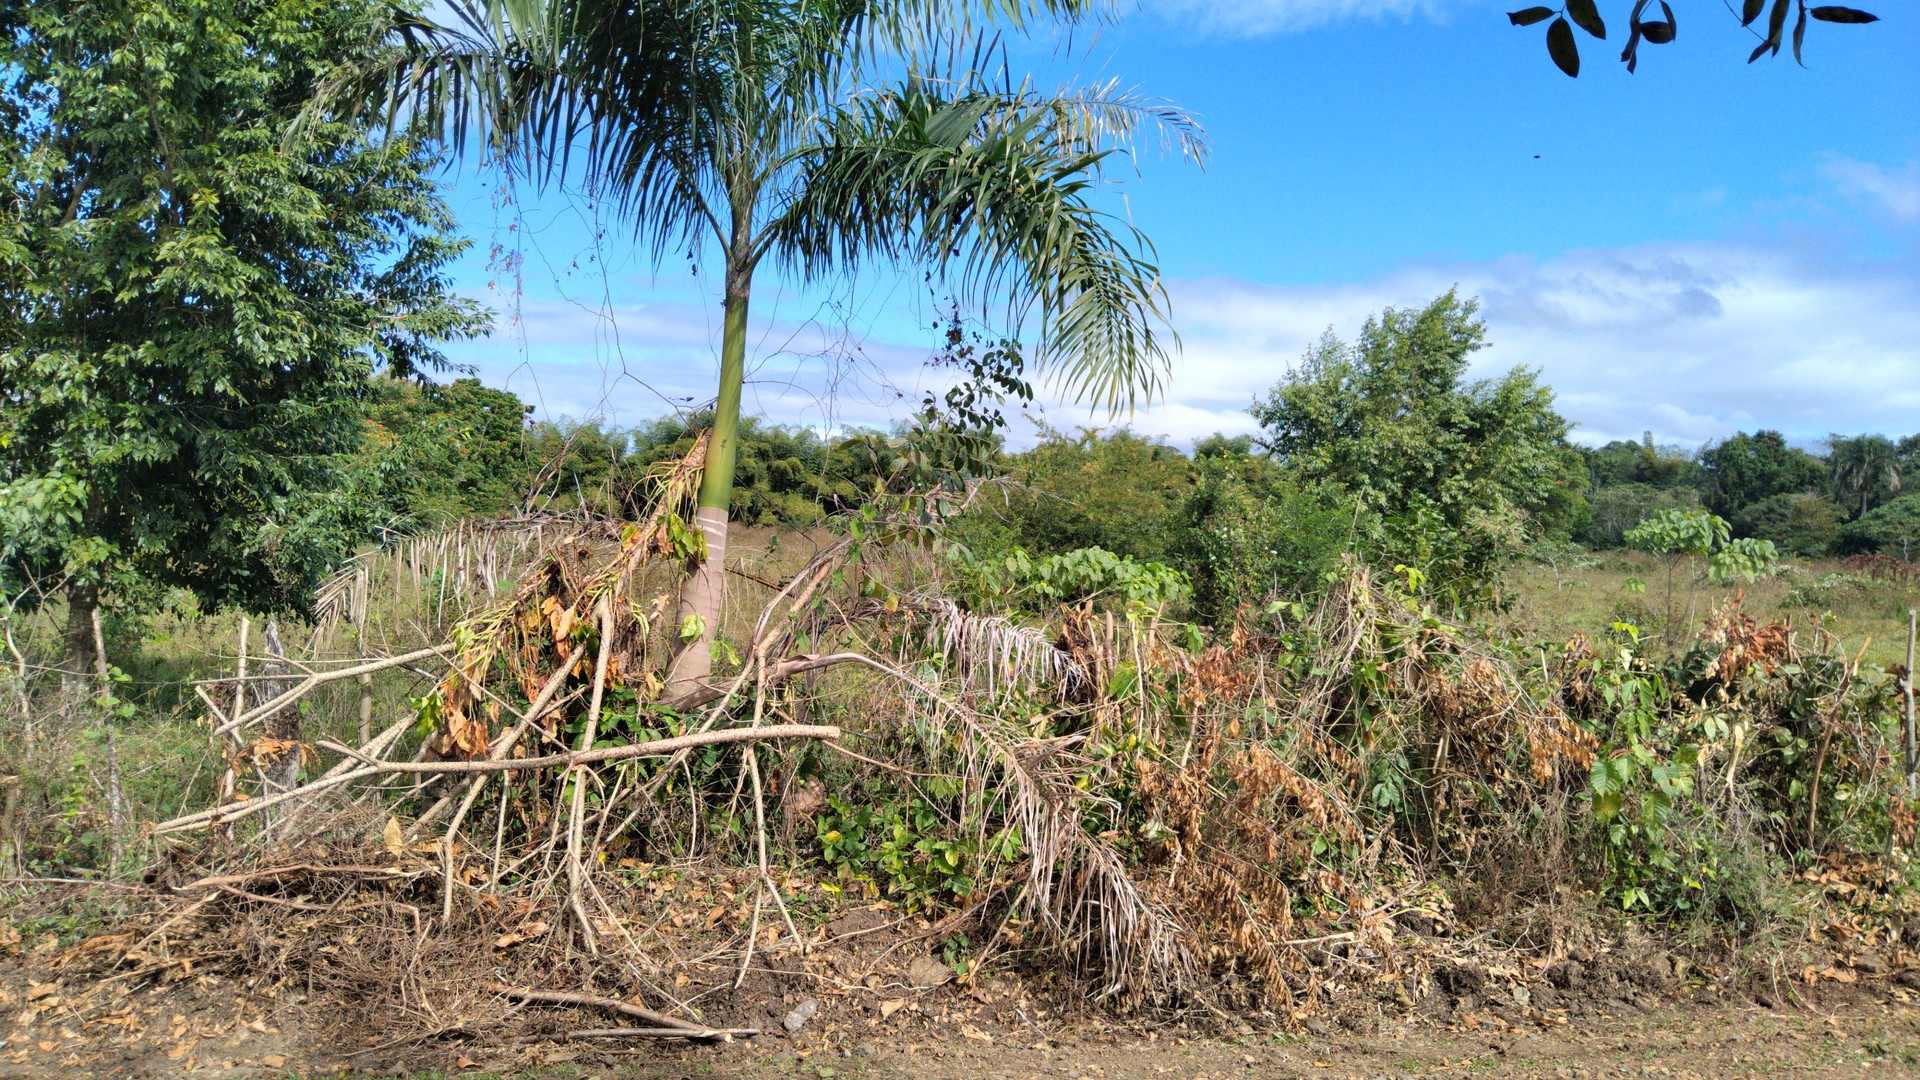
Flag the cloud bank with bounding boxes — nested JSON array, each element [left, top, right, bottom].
[[1130, 240, 1920, 449]]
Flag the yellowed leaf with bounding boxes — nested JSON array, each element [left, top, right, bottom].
[[24, 983, 55, 1002], [879, 999, 909, 1020], [382, 816, 404, 857], [261, 1054, 287, 1067]]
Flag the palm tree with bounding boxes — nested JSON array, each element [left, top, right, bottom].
[[1830, 434, 1902, 517], [344, 0, 1199, 699]]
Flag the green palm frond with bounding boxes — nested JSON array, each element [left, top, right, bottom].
[[766, 75, 1195, 408]]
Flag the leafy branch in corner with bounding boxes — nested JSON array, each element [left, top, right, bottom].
[[1507, 0, 1877, 76]]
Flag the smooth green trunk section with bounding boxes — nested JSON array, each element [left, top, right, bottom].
[[697, 285, 750, 513]]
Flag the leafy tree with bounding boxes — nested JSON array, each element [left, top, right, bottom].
[[1829, 434, 1903, 517], [1624, 508, 1777, 648], [1699, 429, 1825, 521], [956, 427, 1195, 567], [1731, 492, 1845, 557], [1579, 483, 1701, 549], [357, 0, 1195, 698], [357, 377, 533, 522], [1845, 493, 1920, 560], [1506, 0, 1883, 78], [1582, 433, 1699, 491], [1249, 291, 1585, 606], [1179, 464, 1356, 622], [0, 0, 488, 680]]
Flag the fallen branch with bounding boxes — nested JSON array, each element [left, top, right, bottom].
[[210, 646, 449, 738], [317, 723, 840, 775], [562, 1027, 759, 1040], [486, 984, 721, 1035]]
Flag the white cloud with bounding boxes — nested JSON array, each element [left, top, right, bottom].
[[1822, 157, 1920, 223], [449, 238, 1920, 455], [1155, 0, 1456, 35], [1117, 240, 1920, 448]]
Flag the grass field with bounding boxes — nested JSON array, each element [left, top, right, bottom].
[[1502, 549, 1920, 669]]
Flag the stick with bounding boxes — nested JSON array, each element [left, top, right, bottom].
[[92, 606, 124, 873], [318, 724, 840, 774], [565, 599, 615, 952], [211, 646, 447, 739], [486, 984, 707, 1033], [560, 1027, 758, 1040], [1906, 609, 1916, 790]]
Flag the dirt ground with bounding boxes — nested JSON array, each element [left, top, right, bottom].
[[7, 951, 1920, 1079], [8, 874, 1920, 1079]]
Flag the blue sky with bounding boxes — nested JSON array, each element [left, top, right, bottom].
[[436, 1, 1920, 450]]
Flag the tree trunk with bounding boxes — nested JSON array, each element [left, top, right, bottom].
[[664, 262, 751, 702], [61, 583, 99, 697]]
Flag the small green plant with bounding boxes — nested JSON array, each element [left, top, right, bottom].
[[814, 792, 1019, 910], [1624, 509, 1778, 647]]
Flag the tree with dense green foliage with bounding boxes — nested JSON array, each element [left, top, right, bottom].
[[0, 0, 487, 680], [1249, 291, 1585, 606], [1829, 434, 1903, 518], [1699, 430, 1825, 520], [1731, 492, 1845, 558], [357, 378, 532, 522], [1579, 483, 1700, 548], [959, 427, 1194, 566], [1584, 433, 1699, 491], [1845, 494, 1920, 560], [357, 0, 1196, 698]]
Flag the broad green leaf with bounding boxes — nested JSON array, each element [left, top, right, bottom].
[[1507, 6, 1557, 25]]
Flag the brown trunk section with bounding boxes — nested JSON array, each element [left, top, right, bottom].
[[61, 583, 99, 696]]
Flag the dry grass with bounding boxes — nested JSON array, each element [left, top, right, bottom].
[[1502, 551, 1920, 667]]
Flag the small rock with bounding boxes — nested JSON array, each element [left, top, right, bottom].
[[908, 956, 955, 989], [1302, 1018, 1330, 1036], [1512, 985, 1531, 1007], [784, 998, 820, 1033]]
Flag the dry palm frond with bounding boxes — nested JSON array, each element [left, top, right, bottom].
[[908, 596, 1086, 698]]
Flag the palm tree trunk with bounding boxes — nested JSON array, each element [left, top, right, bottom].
[[664, 265, 750, 700]]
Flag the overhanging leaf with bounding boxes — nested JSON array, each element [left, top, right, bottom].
[[1641, 20, 1674, 43], [1742, 0, 1766, 24], [1547, 17, 1581, 76], [1567, 0, 1607, 38], [1507, 6, 1556, 25], [1766, 0, 1792, 53], [1809, 5, 1878, 21]]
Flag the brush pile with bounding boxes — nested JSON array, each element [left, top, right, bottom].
[[53, 443, 1918, 1058]]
